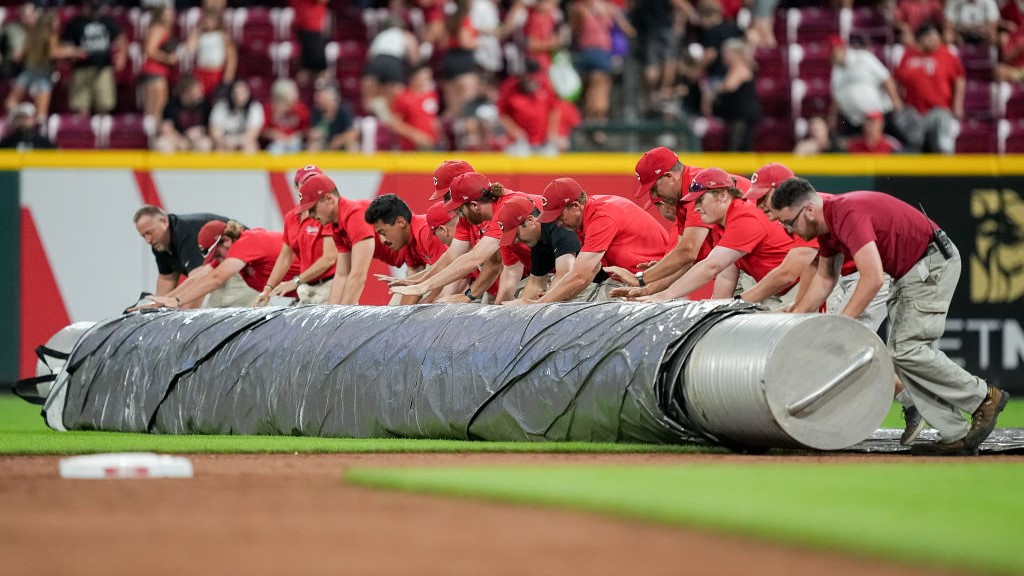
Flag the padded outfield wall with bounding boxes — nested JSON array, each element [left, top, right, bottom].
[[1, 151, 1022, 394]]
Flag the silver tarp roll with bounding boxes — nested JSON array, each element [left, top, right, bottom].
[[42, 300, 896, 450]]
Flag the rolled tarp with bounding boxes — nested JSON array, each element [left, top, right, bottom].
[[42, 300, 895, 451]]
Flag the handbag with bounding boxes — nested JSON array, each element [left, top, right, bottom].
[[548, 50, 582, 102]]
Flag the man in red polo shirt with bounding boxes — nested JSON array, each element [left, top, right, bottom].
[[364, 193, 448, 305], [296, 173, 376, 305], [536, 177, 672, 303], [893, 22, 964, 154], [385, 64, 441, 151], [634, 168, 813, 308], [771, 178, 1007, 455], [392, 171, 539, 303], [610, 147, 750, 299]]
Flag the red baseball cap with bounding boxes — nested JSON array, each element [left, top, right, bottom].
[[430, 160, 474, 201], [828, 34, 845, 50], [198, 220, 227, 264], [743, 163, 795, 201], [539, 177, 584, 223], [293, 164, 323, 188], [425, 201, 454, 230], [495, 196, 538, 246], [294, 173, 336, 214], [681, 168, 735, 202], [443, 172, 491, 212], [634, 147, 679, 198]]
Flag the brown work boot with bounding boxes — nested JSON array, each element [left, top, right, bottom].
[[965, 387, 1009, 450], [910, 437, 976, 456], [900, 405, 925, 446]]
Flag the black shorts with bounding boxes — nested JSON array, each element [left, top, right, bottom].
[[363, 54, 406, 84], [297, 29, 327, 73], [438, 48, 477, 81]]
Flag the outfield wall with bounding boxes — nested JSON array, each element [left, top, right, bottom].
[[2, 151, 1023, 394]]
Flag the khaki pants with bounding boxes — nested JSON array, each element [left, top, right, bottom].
[[825, 271, 890, 333], [69, 66, 116, 114], [573, 279, 624, 302], [205, 273, 261, 308], [759, 285, 800, 311], [297, 280, 333, 304], [887, 244, 987, 442]]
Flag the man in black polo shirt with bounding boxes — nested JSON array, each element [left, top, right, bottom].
[[133, 205, 254, 307], [493, 196, 609, 304]]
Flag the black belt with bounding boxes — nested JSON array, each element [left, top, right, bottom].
[[305, 276, 332, 287]]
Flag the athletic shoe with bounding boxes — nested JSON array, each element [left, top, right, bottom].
[[965, 387, 1009, 450], [910, 438, 977, 456], [899, 405, 925, 446]]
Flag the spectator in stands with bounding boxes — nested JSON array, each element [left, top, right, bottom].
[[894, 22, 965, 154], [696, 0, 743, 85], [497, 59, 562, 155], [290, 0, 330, 86], [0, 102, 53, 150], [567, 0, 635, 147], [631, 0, 691, 114], [261, 78, 310, 154], [746, 0, 779, 48], [995, 23, 1024, 83], [522, 0, 564, 71], [361, 16, 420, 118], [847, 109, 903, 153], [944, 0, 999, 45], [707, 37, 760, 151], [208, 78, 264, 153], [793, 115, 843, 155], [61, 0, 126, 117], [470, 0, 505, 74], [0, 2, 37, 82], [5, 10, 82, 121], [417, 0, 448, 47], [828, 34, 903, 137], [154, 74, 213, 153], [438, 0, 481, 122], [139, 5, 179, 131], [186, 7, 237, 100], [385, 63, 441, 150], [307, 80, 358, 152], [892, 0, 945, 46]]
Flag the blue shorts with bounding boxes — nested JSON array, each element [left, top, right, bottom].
[[575, 48, 612, 74], [15, 70, 53, 95]]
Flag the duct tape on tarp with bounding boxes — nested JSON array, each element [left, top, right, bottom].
[[42, 301, 897, 451]]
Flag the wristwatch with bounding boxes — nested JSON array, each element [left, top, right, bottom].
[[292, 275, 303, 286], [635, 271, 646, 287], [464, 287, 481, 302]]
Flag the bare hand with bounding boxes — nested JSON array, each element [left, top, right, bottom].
[[127, 295, 178, 312], [636, 261, 659, 270], [376, 274, 414, 287], [501, 298, 536, 306], [251, 289, 272, 307], [608, 286, 642, 298], [271, 280, 298, 297], [391, 284, 428, 296], [602, 266, 639, 287], [437, 294, 471, 304]]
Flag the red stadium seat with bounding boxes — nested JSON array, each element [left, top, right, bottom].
[[788, 42, 832, 82], [956, 119, 997, 153], [754, 117, 795, 152], [787, 7, 838, 45], [756, 77, 791, 119], [103, 114, 151, 150], [48, 114, 100, 149], [695, 117, 727, 152], [999, 119, 1024, 153], [792, 77, 831, 118], [232, 7, 275, 45], [963, 81, 996, 121]]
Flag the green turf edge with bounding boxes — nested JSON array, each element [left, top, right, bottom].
[[346, 463, 1024, 576]]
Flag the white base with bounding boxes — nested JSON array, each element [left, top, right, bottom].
[[59, 453, 193, 479]]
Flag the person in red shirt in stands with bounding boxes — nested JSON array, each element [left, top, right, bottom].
[[536, 177, 672, 302], [135, 219, 300, 310], [609, 147, 749, 300], [498, 59, 565, 155], [632, 168, 811, 309], [290, 0, 329, 85], [893, 22, 965, 154], [392, 171, 539, 303], [847, 110, 903, 154], [523, 0, 562, 71], [262, 78, 310, 153], [254, 165, 337, 306], [771, 178, 1007, 456], [295, 173, 376, 305], [385, 64, 441, 151], [364, 193, 448, 304]]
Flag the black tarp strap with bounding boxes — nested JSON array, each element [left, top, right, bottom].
[[11, 344, 70, 405]]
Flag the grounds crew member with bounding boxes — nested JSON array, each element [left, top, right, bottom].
[[630, 168, 813, 309], [255, 165, 337, 306], [134, 220, 300, 310], [364, 193, 448, 305], [535, 177, 672, 303], [133, 205, 255, 307], [771, 177, 1008, 455]]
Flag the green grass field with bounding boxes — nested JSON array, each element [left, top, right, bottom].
[[3, 393, 1022, 574]]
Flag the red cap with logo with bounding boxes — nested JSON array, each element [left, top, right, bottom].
[[293, 164, 324, 188], [443, 172, 491, 212], [743, 163, 795, 201], [633, 147, 679, 198], [681, 168, 735, 202], [495, 196, 538, 246], [425, 201, 454, 230], [430, 160, 474, 201], [198, 220, 227, 264], [539, 177, 584, 223], [294, 173, 336, 214]]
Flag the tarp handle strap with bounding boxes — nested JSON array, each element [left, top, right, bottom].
[[11, 374, 57, 406]]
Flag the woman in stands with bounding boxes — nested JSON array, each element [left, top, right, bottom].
[[707, 37, 761, 152], [208, 79, 264, 152], [137, 220, 299, 310], [139, 4, 179, 131], [186, 7, 236, 100], [4, 9, 82, 119]]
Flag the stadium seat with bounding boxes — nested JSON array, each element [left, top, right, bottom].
[[271, 7, 294, 41], [963, 81, 996, 121], [842, 6, 892, 45], [955, 43, 996, 83], [788, 42, 832, 82], [754, 117, 795, 152], [787, 7, 838, 45], [756, 76, 791, 119], [791, 77, 831, 118], [753, 46, 787, 83], [693, 117, 727, 152], [48, 114, 100, 149], [102, 114, 151, 150], [232, 7, 275, 45], [244, 76, 271, 105], [999, 82, 1024, 120], [235, 40, 275, 82], [956, 119, 997, 153]]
